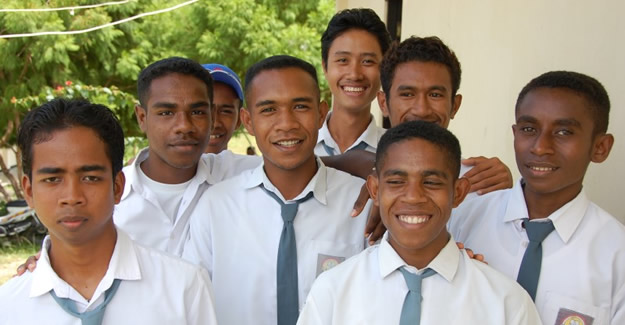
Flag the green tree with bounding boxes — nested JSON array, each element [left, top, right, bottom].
[[0, 0, 334, 200]]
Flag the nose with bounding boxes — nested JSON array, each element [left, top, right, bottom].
[[346, 61, 364, 81], [60, 177, 85, 206], [174, 112, 196, 134], [275, 108, 299, 132], [212, 111, 224, 130], [409, 94, 433, 120], [402, 182, 428, 204], [530, 131, 555, 156]]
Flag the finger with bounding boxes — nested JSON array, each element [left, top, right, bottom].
[[368, 221, 387, 245], [475, 182, 511, 195], [364, 205, 380, 237], [465, 248, 475, 258], [15, 264, 26, 276], [351, 184, 371, 217], [461, 156, 486, 167], [474, 254, 488, 264], [455, 242, 465, 250]]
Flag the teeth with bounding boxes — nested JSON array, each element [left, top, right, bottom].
[[343, 86, 365, 92], [530, 166, 556, 172], [210, 134, 223, 139], [277, 140, 300, 147], [398, 215, 429, 224]]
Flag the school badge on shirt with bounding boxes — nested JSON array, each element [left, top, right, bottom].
[[555, 308, 594, 325], [316, 254, 345, 276]]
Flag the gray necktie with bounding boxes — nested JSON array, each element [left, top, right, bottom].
[[50, 279, 121, 325], [517, 218, 554, 300], [321, 140, 368, 156], [260, 185, 314, 325], [399, 267, 436, 325]]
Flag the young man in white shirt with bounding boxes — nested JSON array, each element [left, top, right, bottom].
[[316, 8, 390, 156], [448, 71, 624, 324], [115, 57, 260, 256], [298, 120, 541, 325], [183, 55, 369, 325], [0, 98, 217, 324]]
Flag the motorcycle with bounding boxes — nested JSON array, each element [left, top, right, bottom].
[[0, 200, 47, 239]]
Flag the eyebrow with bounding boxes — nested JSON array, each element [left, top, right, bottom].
[[36, 165, 107, 174], [255, 97, 314, 107], [516, 115, 538, 124], [151, 101, 209, 109], [382, 169, 408, 177], [423, 169, 449, 179], [396, 85, 448, 92], [332, 51, 379, 58], [516, 115, 582, 128]]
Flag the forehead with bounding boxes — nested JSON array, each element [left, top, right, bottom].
[[213, 82, 239, 101], [247, 68, 319, 104], [328, 28, 383, 55], [31, 127, 111, 170], [380, 138, 452, 174], [147, 73, 210, 104], [391, 61, 452, 90], [516, 87, 594, 125]]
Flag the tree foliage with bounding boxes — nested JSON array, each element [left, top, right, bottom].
[[0, 0, 334, 199]]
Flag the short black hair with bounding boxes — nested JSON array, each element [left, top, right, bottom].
[[244, 55, 319, 105], [321, 8, 391, 68], [380, 36, 462, 100], [18, 98, 125, 179], [376, 120, 462, 178], [137, 57, 213, 107], [515, 71, 610, 134]]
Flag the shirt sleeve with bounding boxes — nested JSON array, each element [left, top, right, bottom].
[[297, 273, 335, 325]]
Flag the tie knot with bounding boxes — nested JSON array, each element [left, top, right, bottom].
[[399, 267, 436, 292], [523, 219, 555, 242]]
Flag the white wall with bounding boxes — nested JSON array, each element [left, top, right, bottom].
[[341, 0, 624, 222], [401, 0, 625, 222]]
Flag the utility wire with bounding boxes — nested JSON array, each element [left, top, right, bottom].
[[0, 1, 131, 12], [0, 0, 198, 39]]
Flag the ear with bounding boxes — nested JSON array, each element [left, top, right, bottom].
[[135, 105, 147, 133], [452, 177, 471, 208], [240, 107, 255, 136], [113, 171, 126, 204], [366, 173, 380, 207], [377, 90, 390, 117], [590, 133, 614, 163], [234, 103, 243, 130], [318, 101, 329, 129], [450, 94, 463, 120], [22, 175, 34, 208]]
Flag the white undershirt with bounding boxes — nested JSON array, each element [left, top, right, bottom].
[[136, 166, 191, 224]]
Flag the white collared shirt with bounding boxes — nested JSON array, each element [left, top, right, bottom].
[[314, 114, 385, 156], [297, 234, 541, 324], [183, 159, 369, 325], [114, 148, 261, 256], [449, 180, 625, 325], [0, 230, 217, 324]]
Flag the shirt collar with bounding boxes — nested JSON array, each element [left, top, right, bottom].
[[316, 113, 381, 153], [502, 179, 589, 244], [243, 157, 328, 205], [378, 232, 460, 283], [121, 147, 216, 200], [30, 229, 141, 299]]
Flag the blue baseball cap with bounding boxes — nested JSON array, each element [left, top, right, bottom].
[[202, 63, 244, 101]]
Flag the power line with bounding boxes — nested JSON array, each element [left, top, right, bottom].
[[0, 0, 198, 39], [0, 1, 131, 12]]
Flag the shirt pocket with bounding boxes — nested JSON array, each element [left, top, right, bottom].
[[298, 239, 362, 308], [541, 290, 610, 325]]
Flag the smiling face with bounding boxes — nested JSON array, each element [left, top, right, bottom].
[[241, 67, 325, 177], [367, 138, 469, 262], [323, 29, 383, 114], [513, 87, 612, 201], [206, 82, 241, 154], [22, 127, 124, 246], [135, 73, 214, 182], [379, 61, 461, 128]]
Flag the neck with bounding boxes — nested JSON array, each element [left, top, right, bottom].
[[523, 182, 582, 220], [140, 151, 197, 184], [327, 108, 372, 153], [263, 156, 318, 200], [48, 225, 117, 301], [391, 232, 450, 270]]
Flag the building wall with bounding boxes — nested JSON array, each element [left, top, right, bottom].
[[342, 0, 625, 222]]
